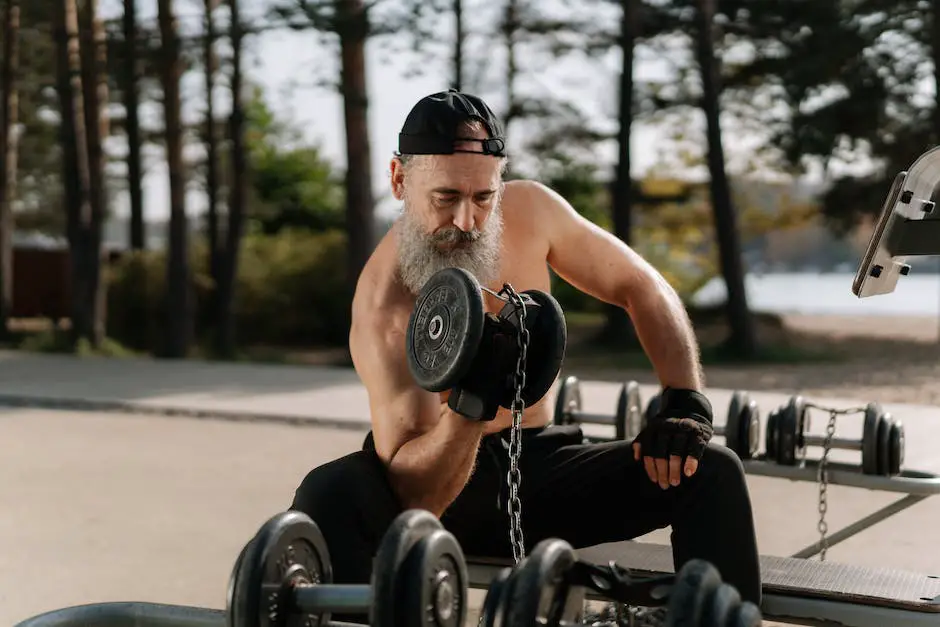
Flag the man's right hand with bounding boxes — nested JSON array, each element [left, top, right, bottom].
[[447, 313, 518, 421]]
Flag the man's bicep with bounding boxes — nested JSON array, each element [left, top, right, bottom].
[[355, 334, 441, 462]]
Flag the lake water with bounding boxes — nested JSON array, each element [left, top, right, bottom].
[[691, 272, 940, 317]]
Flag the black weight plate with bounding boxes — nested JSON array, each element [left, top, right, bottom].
[[513, 289, 568, 408], [226, 538, 254, 627], [725, 391, 749, 458], [742, 400, 761, 460], [666, 559, 722, 627], [616, 380, 644, 441], [553, 375, 581, 425], [398, 528, 468, 627], [406, 267, 485, 392], [862, 403, 881, 475], [791, 395, 810, 452], [228, 511, 332, 627], [479, 567, 512, 627], [889, 419, 905, 476], [729, 600, 763, 627], [702, 582, 741, 627], [877, 412, 893, 477], [371, 509, 443, 627], [777, 398, 800, 466], [765, 409, 779, 463], [505, 539, 583, 627]]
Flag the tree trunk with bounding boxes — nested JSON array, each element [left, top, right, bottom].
[[122, 0, 144, 250], [0, 0, 20, 337], [932, 0, 940, 343], [157, 0, 191, 358], [601, 0, 639, 346], [695, 0, 757, 358], [204, 0, 220, 307], [77, 0, 109, 348], [501, 0, 519, 136], [214, 0, 246, 357], [452, 0, 463, 91], [54, 0, 96, 348], [338, 0, 375, 305]]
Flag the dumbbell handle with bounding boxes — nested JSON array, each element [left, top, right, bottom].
[[801, 434, 862, 451], [564, 409, 616, 426], [287, 583, 372, 615]]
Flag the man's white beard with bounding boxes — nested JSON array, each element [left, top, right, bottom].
[[396, 202, 504, 295]]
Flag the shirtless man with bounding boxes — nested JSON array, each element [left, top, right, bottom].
[[290, 89, 762, 609]]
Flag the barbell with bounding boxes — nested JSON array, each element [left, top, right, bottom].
[[553, 376, 760, 459], [479, 537, 762, 626], [765, 395, 905, 475], [226, 509, 467, 627]]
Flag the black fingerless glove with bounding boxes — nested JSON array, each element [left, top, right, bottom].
[[447, 314, 518, 421], [636, 387, 714, 461]]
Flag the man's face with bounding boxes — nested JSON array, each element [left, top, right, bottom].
[[391, 140, 505, 294]]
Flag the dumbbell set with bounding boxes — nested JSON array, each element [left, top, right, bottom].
[[226, 508, 763, 627], [764, 396, 905, 475], [227, 509, 468, 627], [552, 376, 906, 477], [553, 376, 762, 460]]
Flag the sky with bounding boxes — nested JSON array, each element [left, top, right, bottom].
[[91, 0, 882, 231]]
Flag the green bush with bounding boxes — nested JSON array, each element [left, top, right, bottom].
[[106, 229, 350, 353]]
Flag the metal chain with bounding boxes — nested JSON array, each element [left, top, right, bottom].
[[502, 284, 529, 565], [816, 409, 838, 561], [802, 401, 867, 562]]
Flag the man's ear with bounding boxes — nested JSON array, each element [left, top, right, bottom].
[[390, 157, 406, 200]]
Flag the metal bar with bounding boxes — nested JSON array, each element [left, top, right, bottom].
[[761, 594, 940, 627], [293, 585, 371, 614], [888, 216, 940, 257], [741, 459, 940, 495], [568, 411, 615, 425], [802, 435, 862, 451], [790, 494, 928, 559], [14, 602, 225, 627]]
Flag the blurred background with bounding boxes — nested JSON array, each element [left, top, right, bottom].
[[0, 0, 938, 378]]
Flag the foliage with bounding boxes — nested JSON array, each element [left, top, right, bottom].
[[106, 229, 350, 353], [243, 88, 346, 235]]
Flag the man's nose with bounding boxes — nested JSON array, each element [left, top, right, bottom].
[[452, 201, 475, 232]]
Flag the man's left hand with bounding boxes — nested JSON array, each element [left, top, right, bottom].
[[631, 388, 714, 490]]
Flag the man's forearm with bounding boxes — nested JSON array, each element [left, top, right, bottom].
[[628, 273, 704, 391], [386, 408, 486, 516]]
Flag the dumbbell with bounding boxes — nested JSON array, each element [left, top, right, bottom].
[[226, 509, 468, 627], [644, 390, 762, 460], [764, 396, 905, 475], [479, 537, 762, 626], [553, 374, 645, 441]]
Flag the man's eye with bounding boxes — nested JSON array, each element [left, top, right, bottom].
[[436, 195, 458, 204]]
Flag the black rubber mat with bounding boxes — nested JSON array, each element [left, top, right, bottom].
[[468, 541, 940, 612]]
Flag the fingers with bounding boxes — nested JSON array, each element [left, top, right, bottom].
[[684, 456, 699, 477], [643, 455, 658, 485], [669, 455, 682, 486], [655, 457, 669, 490]]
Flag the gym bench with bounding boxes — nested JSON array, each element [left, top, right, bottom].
[[466, 543, 940, 627]]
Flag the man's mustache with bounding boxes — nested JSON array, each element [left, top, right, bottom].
[[430, 227, 481, 246]]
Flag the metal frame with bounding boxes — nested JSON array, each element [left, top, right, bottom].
[[852, 145, 940, 298]]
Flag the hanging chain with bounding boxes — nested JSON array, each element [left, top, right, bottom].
[[815, 409, 838, 561], [802, 401, 867, 562], [502, 284, 530, 565]]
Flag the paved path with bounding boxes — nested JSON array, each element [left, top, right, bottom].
[[1, 351, 939, 625]]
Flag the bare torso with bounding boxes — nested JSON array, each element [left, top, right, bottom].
[[354, 181, 557, 435]]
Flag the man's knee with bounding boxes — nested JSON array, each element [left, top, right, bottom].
[[696, 442, 748, 487]]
